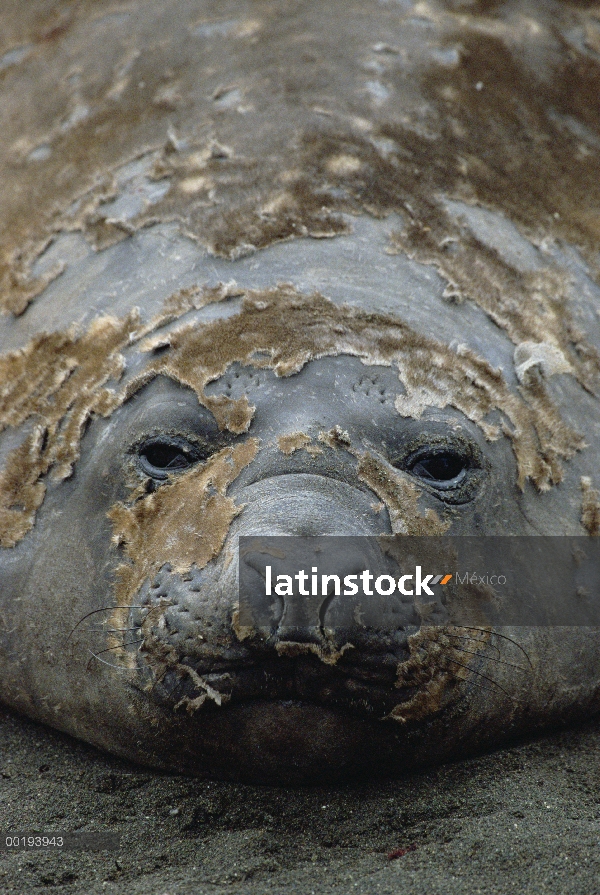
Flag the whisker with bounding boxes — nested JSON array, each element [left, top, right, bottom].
[[446, 643, 528, 673], [448, 676, 505, 702], [452, 626, 534, 669], [443, 631, 502, 660], [85, 640, 143, 672], [95, 639, 144, 657], [85, 647, 162, 674], [442, 657, 517, 704], [86, 651, 134, 672], [67, 606, 145, 642]]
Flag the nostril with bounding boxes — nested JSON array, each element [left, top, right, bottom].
[[270, 594, 284, 625], [318, 588, 338, 631], [245, 555, 267, 580]]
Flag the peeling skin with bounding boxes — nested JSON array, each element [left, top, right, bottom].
[[0, 426, 47, 548], [4, 0, 600, 324], [580, 476, 600, 536], [108, 438, 259, 652], [514, 341, 573, 387], [0, 312, 140, 547], [357, 454, 450, 536], [388, 223, 600, 392], [231, 606, 254, 644], [0, 283, 587, 547], [274, 639, 355, 667], [173, 665, 225, 714], [318, 426, 449, 535], [277, 432, 312, 456], [134, 281, 244, 336], [390, 626, 491, 723], [277, 431, 323, 457]]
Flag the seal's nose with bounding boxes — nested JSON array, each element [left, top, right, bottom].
[[242, 541, 375, 644]]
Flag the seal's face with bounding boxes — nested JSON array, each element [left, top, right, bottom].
[[14, 329, 527, 781]]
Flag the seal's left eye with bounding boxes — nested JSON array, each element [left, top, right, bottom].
[[409, 451, 468, 489], [138, 439, 198, 480]]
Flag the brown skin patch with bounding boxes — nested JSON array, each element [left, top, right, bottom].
[[389, 626, 492, 724], [0, 427, 47, 549], [277, 432, 312, 456], [136, 281, 245, 336], [581, 476, 600, 536], [316, 427, 449, 535], [0, 312, 140, 547], [421, 27, 600, 260], [388, 229, 600, 394], [274, 639, 355, 667], [357, 454, 449, 537]]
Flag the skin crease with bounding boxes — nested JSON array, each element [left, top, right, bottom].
[[1, 0, 600, 783]]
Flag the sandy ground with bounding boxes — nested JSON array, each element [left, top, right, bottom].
[[1, 708, 600, 894]]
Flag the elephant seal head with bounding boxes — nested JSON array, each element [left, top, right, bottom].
[[2, 0, 600, 783]]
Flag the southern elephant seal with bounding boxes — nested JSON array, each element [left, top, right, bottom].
[[1, 0, 600, 783]]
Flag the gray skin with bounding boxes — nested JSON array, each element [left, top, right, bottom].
[[2, 0, 600, 784], [1, 217, 600, 784]]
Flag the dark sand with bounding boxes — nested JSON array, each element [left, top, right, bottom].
[[1, 707, 599, 894]]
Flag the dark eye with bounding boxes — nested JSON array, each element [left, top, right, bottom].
[[138, 439, 198, 480], [409, 451, 468, 489]]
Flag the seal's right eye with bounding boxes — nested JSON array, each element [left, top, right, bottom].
[[137, 438, 200, 480], [393, 433, 488, 504]]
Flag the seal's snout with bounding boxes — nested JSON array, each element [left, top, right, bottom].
[[131, 468, 416, 716], [230, 473, 400, 646]]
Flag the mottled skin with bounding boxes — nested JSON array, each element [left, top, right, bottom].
[[1, 0, 600, 783]]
